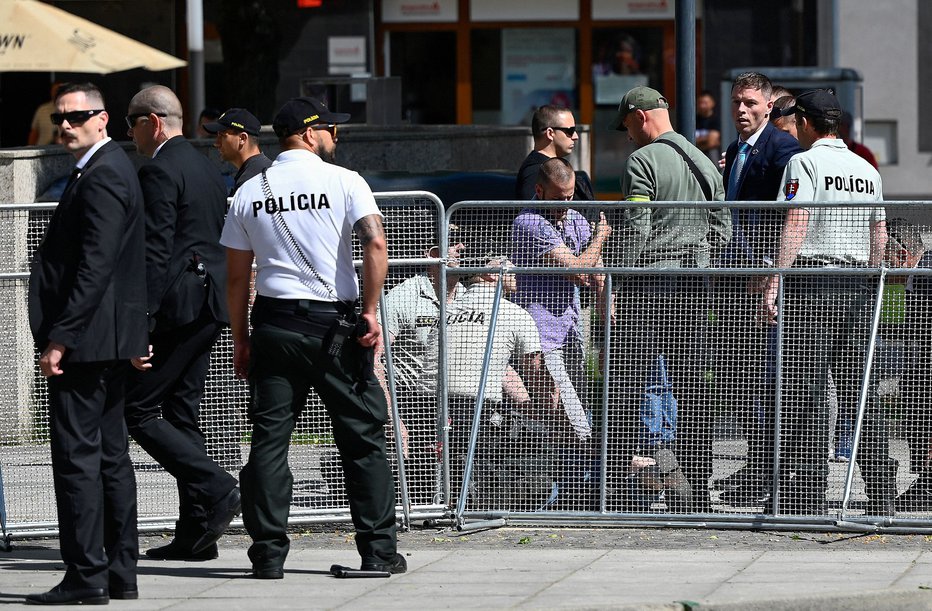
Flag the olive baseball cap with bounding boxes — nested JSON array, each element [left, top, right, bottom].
[[610, 86, 670, 131]]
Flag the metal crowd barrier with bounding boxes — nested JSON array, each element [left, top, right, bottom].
[[443, 200, 932, 534], [0, 192, 448, 537], [3, 196, 932, 537]]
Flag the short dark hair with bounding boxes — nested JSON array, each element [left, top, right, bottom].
[[531, 105, 571, 138], [54, 82, 105, 106], [732, 72, 773, 100], [797, 110, 839, 136], [536, 157, 575, 188]]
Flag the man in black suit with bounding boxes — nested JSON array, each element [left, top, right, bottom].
[[716, 72, 802, 507], [124, 85, 240, 561], [27, 82, 147, 605]]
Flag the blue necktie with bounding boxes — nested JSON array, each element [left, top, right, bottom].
[[727, 142, 750, 200]]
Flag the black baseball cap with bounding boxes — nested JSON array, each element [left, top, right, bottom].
[[780, 89, 843, 120], [272, 97, 351, 138], [202, 108, 261, 136]]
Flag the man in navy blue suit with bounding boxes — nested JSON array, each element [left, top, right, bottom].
[[715, 72, 802, 508]]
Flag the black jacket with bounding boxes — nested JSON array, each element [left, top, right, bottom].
[[29, 140, 148, 362], [139, 136, 230, 331]]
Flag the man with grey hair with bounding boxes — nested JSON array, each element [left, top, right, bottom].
[[124, 85, 241, 560]]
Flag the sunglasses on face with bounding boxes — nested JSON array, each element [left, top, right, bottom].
[[549, 125, 577, 137], [125, 112, 167, 129], [50, 109, 105, 126], [312, 123, 338, 137]]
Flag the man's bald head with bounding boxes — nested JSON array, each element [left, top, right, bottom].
[[128, 85, 184, 132]]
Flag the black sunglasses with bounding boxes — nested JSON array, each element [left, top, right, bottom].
[[125, 112, 167, 129], [549, 125, 577, 137], [50, 109, 105, 126]]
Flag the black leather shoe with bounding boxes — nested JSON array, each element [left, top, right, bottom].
[[251, 567, 284, 580], [191, 487, 241, 554], [108, 584, 138, 600], [361, 553, 407, 574], [25, 584, 109, 605], [146, 539, 219, 561]]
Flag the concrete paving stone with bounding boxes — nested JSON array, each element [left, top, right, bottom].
[[753, 549, 924, 563], [731, 561, 911, 582], [410, 549, 606, 572], [914, 551, 932, 563], [699, 589, 932, 611], [523, 587, 721, 609], [708, 580, 896, 600], [342, 595, 530, 609], [891, 564, 932, 588], [532, 580, 721, 601], [392, 568, 572, 584]]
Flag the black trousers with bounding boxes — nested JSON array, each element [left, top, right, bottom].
[[779, 276, 896, 510], [47, 361, 138, 590], [608, 275, 712, 508], [244, 317, 396, 572], [124, 311, 236, 539], [712, 278, 774, 486]]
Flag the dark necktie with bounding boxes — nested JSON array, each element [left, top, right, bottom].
[[726, 142, 750, 200], [64, 167, 82, 192]]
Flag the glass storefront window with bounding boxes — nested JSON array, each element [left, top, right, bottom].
[[472, 28, 579, 126], [591, 27, 664, 194]]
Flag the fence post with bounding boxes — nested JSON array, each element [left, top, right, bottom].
[[840, 266, 889, 518], [378, 288, 411, 530], [454, 266, 506, 525], [771, 273, 785, 516]]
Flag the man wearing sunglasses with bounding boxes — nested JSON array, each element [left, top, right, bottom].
[[202, 108, 272, 196], [223, 96, 404, 579], [27, 82, 147, 605], [515, 104, 595, 201], [123, 85, 241, 562]]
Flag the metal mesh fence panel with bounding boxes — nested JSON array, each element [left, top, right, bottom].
[[0, 194, 445, 534], [446, 201, 932, 531], [5, 198, 932, 534]]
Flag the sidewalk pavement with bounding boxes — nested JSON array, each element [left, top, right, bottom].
[[1, 528, 932, 610]]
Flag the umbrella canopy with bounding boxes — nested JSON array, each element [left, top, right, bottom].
[[0, 0, 186, 73]]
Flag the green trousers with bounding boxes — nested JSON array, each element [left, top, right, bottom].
[[242, 322, 397, 571]]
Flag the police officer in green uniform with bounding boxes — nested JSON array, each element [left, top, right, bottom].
[[221, 96, 404, 578]]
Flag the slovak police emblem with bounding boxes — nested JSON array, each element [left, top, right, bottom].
[[784, 178, 799, 200]]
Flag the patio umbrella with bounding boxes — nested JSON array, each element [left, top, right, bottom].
[[0, 0, 186, 73]]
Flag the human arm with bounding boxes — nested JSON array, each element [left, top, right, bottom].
[[226, 247, 254, 379], [137, 163, 178, 318], [354, 213, 388, 347], [38, 342, 65, 377], [869, 219, 887, 267], [619, 154, 655, 266], [502, 363, 531, 405], [539, 212, 612, 271], [761, 208, 809, 323]]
